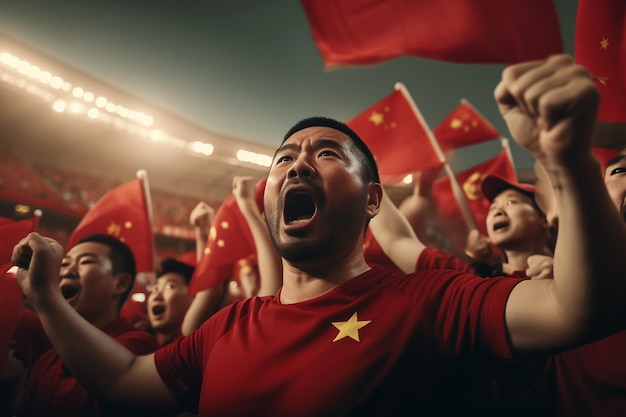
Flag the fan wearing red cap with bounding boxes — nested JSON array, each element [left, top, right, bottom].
[[476, 175, 554, 277]]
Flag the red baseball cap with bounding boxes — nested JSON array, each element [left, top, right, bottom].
[[481, 175, 536, 202]]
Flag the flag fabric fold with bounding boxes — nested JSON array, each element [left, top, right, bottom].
[[347, 89, 442, 183], [301, 0, 563, 68], [188, 178, 266, 295], [432, 149, 516, 236], [67, 177, 156, 273], [434, 100, 501, 151], [574, 0, 626, 123]]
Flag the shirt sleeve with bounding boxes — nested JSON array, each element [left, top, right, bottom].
[[403, 269, 523, 358], [153, 324, 208, 413]]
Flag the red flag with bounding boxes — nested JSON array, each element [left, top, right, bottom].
[[347, 89, 442, 183], [176, 250, 198, 267], [432, 149, 516, 236], [188, 178, 266, 295], [0, 215, 39, 273], [0, 270, 23, 375], [67, 177, 155, 273], [434, 100, 501, 151], [301, 0, 563, 68], [575, 0, 626, 123]]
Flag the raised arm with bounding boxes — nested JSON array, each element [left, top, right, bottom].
[[189, 201, 215, 262], [232, 176, 282, 296], [181, 201, 224, 335], [12, 233, 180, 411], [368, 187, 425, 273], [501, 55, 626, 354]]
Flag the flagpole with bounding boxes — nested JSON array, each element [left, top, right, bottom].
[[395, 82, 477, 231], [136, 169, 157, 284], [32, 208, 42, 231], [500, 138, 517, 176]]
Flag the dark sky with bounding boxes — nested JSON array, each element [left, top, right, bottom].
[[0, 0, 578, 173]]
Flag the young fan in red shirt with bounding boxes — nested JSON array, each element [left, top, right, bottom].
[[148, 258, 195, 346]]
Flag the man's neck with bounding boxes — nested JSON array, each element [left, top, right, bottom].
[[279, 256, 371, 304]]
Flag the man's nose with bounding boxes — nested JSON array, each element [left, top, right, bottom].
[[288, 156, 315, 179]]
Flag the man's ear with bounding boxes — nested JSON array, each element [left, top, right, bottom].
[[113, 273, 132, 297], [366, 183, 383, 219]]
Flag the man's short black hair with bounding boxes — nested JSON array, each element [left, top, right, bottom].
[[158, 258, 195, 286], [75, 234, 137, 307], [281, 116, 380, 184]]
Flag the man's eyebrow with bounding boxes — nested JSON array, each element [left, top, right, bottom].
[[62, 252, 100, 260], [605, 154, 626, 169], [275, 138, 344, 155], [313, 139, 345, 152], [275, 143, 298, 154]]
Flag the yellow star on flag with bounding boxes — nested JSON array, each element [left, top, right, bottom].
[[221, 221, 230, 229], [332, 312, 371, 342], [450, 118, 463, 129], [369, 111, 384, 126], [107, 221, 121, 236], [600, 37, 610, 50]]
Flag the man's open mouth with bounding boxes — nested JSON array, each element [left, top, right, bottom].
[[284, 192, 316, 224]]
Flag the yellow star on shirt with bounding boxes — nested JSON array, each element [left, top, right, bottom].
[[332, 312, 371, 342]]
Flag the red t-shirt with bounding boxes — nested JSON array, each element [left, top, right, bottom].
[[555, 330, 626, 417], [154, 267, 522, 416], [17, 318, 160, 417]]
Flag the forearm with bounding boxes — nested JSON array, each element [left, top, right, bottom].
[[181, 287, 222, 335], [550, 156, 626, 327], [237, 199, 282, 296], [509, 156, 626, 354], [28, 290, 138, 399], [194, 228, 209, 262], [369, 189, 424, 273]]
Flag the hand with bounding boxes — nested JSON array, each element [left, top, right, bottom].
[[12, 233, 64, 301], [526, 254, 554, 280], [465, 229, 504, 266], [190, 201, 215, 231], [232, 176, 256, 205], [494, 54, 599, 167]]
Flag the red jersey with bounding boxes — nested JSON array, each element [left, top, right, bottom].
[[555, 330, 626, 417], [155, 267, 522, 416], [17, 318, 160, 417]]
